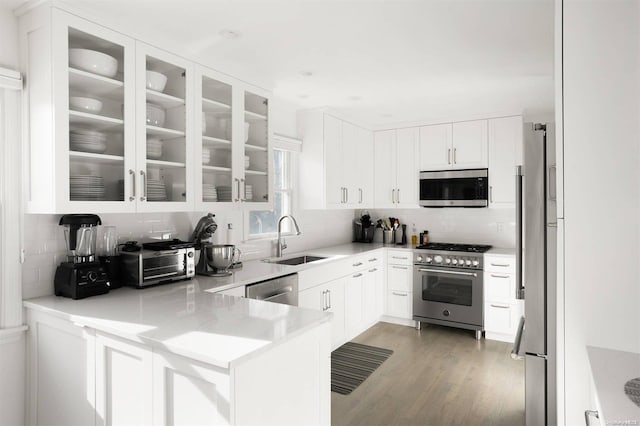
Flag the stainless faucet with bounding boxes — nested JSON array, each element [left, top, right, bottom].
[[276, 215, 301, 257]]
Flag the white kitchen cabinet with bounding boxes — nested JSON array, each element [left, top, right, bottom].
[[373, 128, 419, 208], [364, 263, 384, 327], [483, 253, 522, 342], [488, 116, 523, 207], [242, 88, 273, 207], [95, 332, 153, 426], [298, 111, 373, 209], [299, 277, 346, 349], [135, 42, 194, 212], [418, 120, 488, 172], [345, 271, 364, 338], [385, 250, 413, 320]]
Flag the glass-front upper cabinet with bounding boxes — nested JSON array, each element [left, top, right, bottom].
[[22, 8, 136, 213], [195, 67, 235, 207], [242, 88, 271, 206], [135, 43, 194, 212]]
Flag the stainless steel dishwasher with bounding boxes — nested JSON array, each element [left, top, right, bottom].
[[245, 273, 298, 306]]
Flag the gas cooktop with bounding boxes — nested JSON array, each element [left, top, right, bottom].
[[415, 242, 493, 253]]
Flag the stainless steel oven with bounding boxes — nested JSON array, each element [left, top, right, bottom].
[[412, 243, 491, 339]]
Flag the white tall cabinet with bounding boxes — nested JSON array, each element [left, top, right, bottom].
[[298, 111, 374, 209], [373, 128, 419, 208], [488, 116, 523, 207]]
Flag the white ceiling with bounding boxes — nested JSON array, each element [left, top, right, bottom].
[[32, 0, 555, 126]]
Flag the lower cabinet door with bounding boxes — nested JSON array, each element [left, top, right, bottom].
[[484, 302, 522, 341], [387, 264, 413, 292], [386, 290, 412, 319], [345, 272, 364, 339], [153, 351, 231, 425], [326, 278, 347, 349], [95, 332, 153, 426]]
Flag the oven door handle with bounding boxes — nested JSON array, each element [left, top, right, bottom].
[[417, 268, 477, 277]]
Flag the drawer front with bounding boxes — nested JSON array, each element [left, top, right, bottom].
[[387, 264, 412, 292], [484, 302, 520, 335], [484, 272, 515, 302], [386, 290, 412, 319], [387, 250, 413, 266], [484, 255, 516, 273]]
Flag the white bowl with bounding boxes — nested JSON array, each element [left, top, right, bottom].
[[202, 115, 207, 133], [146, 103, 166, 127], [69, 48, 118, 78], [146, 70, 168, 92], [244, 122, 250, 143], [69, 96, 103, 114], [244, 155, 250, 168]]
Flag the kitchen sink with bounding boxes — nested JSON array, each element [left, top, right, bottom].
[[265, 255, 327, 266]]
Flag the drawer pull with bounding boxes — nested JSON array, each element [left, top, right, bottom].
[[352, 262, 363, 267], [352, 273, 363, 278], [391, 256, 408, 260], [392, 266, 408, 270], [490, 304, 509, 309], [368, 258, 378, 262], [490, 263, 510, 267], [369, 268, 377, 272], [392, 292, 408, 297], [490, 274, 510, 279]]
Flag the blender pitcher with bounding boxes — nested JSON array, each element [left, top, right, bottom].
[[60, 214, 102, 263]]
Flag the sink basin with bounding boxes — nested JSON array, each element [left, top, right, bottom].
[[266, 255, 327, 266]]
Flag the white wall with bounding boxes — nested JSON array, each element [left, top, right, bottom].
[[563, 1, 640, 424]]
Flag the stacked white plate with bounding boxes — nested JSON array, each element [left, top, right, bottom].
[[245, 184, 253, 201], [202, 147, 211, 165], [147, 138, 162, 159], [70, 175, 105, 201], [117, 179, 125, 200], [70, 129, 107, 154], [147, 179, 167, 201], [216, 185, 233, 202], [244, 155, 250, 169], [202, 184, 217, 202]]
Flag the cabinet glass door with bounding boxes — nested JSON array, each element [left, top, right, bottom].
[[198, 72, 234, 205], [137, 45, 193, 211], [66, 26, 132, 208], [243, 90, 270, 204]]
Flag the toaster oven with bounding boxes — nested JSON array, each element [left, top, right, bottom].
[[120, 243, 195, 288]]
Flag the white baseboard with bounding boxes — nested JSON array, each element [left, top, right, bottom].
[[379, 316, 417, 328], [484, 331, 515, 343]]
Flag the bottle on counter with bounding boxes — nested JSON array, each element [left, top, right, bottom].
[[411, 223, 418, 245], [420, 230, 429, 245]]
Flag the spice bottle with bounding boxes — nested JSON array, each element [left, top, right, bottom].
[[411, 223, 418, 245]]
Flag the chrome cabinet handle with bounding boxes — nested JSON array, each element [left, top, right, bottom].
[[584, 410, 599, 426], [369, 268, 377, 272], [129, 169, 136, 201], [419, 268, 477, 277], [359, 188, 363, 203], [392, 266, 408, 270], [489, 186, 493, 203], [391, 188, 395, 204], [447, 148, 451, 165], [328, 289, 331, 309], [548, 165, 557, 201], [490, 263, 510, 267], [345, 188, 348, 203], [391, 256, 408, 260], [490, 274, 510, 279], [397, 188, 400, 203], [453, 148, 457, 164], [321, 290, 326, 311], [490, 304, 509, 309], [139, 170, 146, 201], [392, 292, 407, 297], [353, 273, 363, 278], [352, 262, 363, 267], [368, 258, 378, 262], [241, 178, 246, 201], [234, 178, 241, 202]]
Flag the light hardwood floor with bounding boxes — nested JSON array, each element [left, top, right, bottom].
[[331, 322, 524, 426]]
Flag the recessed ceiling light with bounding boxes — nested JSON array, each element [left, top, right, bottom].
[[219, 29, 241, 40], [299, 71, 314, 77], [349, 96, 363, 101], [298, 94, 310, 99]]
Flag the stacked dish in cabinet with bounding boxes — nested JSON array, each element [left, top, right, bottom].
[[67, 28, 126, 202], [200, 75, 233, 203], [143, 54, 188, 203], [243, 91, 269, 203]]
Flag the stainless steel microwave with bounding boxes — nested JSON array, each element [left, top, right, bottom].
[[419, 169, 489, 207]]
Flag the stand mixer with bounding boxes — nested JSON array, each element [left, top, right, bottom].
[[191, 213, 241, 277], [54, 214, 110, 299]]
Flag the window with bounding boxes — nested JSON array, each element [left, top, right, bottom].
[[247, 147, 296, 239]]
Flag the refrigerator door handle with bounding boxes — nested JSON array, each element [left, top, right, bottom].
[[511, 316, 525, 360], [584, 410, 599, 426], [515, 165, 525, 299], [548, 165, 557, 201]]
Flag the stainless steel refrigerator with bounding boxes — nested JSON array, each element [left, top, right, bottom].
[[513, 122, 557, 426]]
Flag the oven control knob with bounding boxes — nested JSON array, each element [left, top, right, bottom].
[[451, 259, 458, 265], [466, 260, 472, 266], [434, 255, 443, 264], [426, 256, 433, 263], [472, 260, 480, 267], [444, 258, 451, 264], [416, 255, 423, 262]]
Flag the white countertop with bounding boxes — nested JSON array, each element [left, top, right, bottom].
[[587, 346, 640, 424]]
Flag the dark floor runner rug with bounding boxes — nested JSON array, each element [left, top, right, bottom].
[[331, 342, 393, 395]]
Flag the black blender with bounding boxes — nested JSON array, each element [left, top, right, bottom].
[[54, 214, 110, 299]]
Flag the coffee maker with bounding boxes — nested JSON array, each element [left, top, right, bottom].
[[54, 214, 110, 299]]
